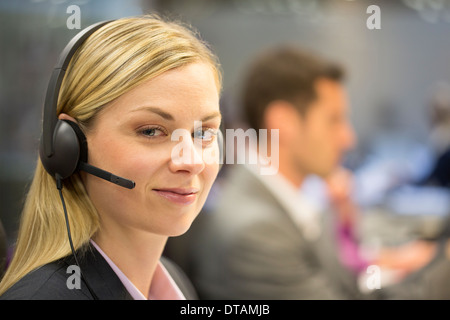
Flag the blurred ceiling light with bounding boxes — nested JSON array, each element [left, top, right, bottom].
[[232, 0, 320, 15], [148, 0, 450, 23], [403, 0, 450, 23]]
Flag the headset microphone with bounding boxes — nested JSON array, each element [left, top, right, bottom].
[[79, 162, 136, 189]]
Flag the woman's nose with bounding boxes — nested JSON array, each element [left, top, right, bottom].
[[169, 129, 206, 174]]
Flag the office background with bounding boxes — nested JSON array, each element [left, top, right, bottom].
[[1, 0, 450, 247]]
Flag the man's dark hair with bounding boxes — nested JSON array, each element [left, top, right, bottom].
[[241, 45, 345, 131]]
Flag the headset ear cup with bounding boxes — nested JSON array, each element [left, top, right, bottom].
[[39, 119, 83, 180], [64, 120, 88, 165]]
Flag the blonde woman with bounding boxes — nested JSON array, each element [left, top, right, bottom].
[[0, 14, 222, 300]]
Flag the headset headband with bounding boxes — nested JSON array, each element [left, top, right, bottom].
[[41, 20, 112, 158]]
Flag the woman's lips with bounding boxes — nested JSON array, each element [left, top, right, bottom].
[[153, 188, 199, 205]]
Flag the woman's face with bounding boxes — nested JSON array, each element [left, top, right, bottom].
[[84, 62, 221, 237]]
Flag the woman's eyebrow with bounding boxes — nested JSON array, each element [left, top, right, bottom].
[[202, 111, 222, 122], [131, 106, 175, 121], [131, 106, 221, 122]]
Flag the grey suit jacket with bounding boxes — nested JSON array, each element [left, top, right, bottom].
[[190, 164, 364, 300]]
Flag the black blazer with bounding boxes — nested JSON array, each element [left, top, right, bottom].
[[0, 244, 198, 300]]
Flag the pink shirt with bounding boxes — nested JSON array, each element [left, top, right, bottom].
[[90, 240, 186, 300]]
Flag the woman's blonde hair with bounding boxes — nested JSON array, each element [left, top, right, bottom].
[[0, 14, 222, 295]]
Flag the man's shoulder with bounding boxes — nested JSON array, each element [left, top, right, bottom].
[[218, 165, 280, 209]]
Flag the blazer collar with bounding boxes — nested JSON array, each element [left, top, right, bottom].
[[62, 244, 133, 300]]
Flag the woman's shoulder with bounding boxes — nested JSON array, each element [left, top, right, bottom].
[[0, 258, 91, 300]]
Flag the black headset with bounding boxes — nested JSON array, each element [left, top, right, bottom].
[[39, 20, 135, 189]]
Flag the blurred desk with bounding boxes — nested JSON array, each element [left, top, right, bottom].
[[355, 186, 450, 294], [358, 185, 450, 248]]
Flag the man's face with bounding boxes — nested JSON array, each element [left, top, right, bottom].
[[291, 78, 356, 178]]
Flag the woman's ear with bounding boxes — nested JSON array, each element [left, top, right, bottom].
[[58, 113, 77, 123]]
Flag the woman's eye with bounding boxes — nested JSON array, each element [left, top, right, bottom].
[[140, 126, 165, 138], [193, 128, 217, 145]]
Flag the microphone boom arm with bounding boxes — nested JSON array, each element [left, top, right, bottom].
[[78, 162, 135, 189]]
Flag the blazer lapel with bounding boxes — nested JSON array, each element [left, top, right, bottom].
[[63, 244, 133, 300]]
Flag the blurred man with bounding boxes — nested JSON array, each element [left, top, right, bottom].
[[164, 45, 449, 300], [188, 46, 364, 299]]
